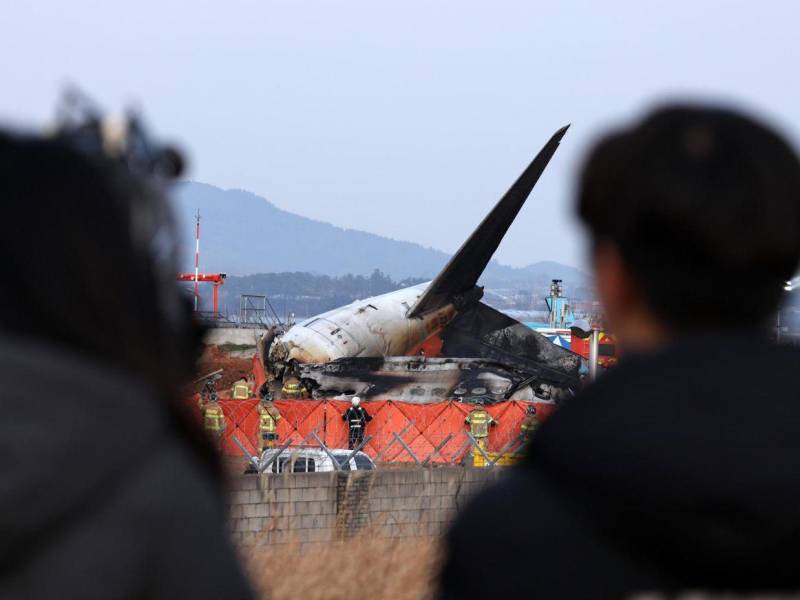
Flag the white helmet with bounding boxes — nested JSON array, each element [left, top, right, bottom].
[[351, 396, 360, 406]]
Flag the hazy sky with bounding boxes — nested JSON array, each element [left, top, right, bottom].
[[3, 1, 800, 269]]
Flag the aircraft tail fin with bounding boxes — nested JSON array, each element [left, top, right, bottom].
[[407, 125, 569, 318]]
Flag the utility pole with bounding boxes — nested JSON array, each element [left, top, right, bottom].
[[194, 209, 201, 311], [570, 319, 600, 382], [588, 327, 600, 381]]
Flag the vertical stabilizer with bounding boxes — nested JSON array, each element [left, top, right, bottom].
[[407, 125, 569, 318]]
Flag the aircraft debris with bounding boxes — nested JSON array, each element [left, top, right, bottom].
[[266, 126, 580, 401]]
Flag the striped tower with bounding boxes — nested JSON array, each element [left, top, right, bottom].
[[194, 209, 200, 311]]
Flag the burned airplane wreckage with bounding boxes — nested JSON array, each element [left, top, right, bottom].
[[264, 125, 582, 404]]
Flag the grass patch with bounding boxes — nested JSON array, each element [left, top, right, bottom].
[[247, 533, 441, 600]]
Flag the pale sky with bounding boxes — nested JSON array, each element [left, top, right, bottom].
[[3, 1, 800, 269]]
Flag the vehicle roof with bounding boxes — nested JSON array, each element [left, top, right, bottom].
[[261, 447, 371, 459]]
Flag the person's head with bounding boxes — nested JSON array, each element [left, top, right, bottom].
[[0, 131, 201, 390], [475, 397, 484, 406], [351, 396, 360, 407], [578, 105, 800, 348], [0, 130, 216, 468]]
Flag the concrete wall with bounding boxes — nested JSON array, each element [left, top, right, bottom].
[[204, 326, 266, 348], [228, 467, 502, 547]]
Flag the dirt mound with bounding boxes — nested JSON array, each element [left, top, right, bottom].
[[193, 344, 254, 393]]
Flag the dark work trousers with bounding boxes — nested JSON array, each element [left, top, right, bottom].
[[348, 426, 364, 450]]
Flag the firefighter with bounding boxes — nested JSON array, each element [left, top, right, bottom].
[[281, 376, 307, 399], [198, 381, 226, 448], [257, 388, 281, 452], [342, 396, 372, 450], [231, 377, 251, 400], [465, 398, 497, 452], [520, 404, 540, 442]]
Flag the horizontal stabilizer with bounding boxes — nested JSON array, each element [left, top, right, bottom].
[[407, 125, 569, 318]]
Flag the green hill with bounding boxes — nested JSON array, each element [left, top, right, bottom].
[[172, 182, 586, 290]]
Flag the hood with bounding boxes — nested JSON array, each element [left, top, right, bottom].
[[530, 331, 800, 585], [0, 335, 170, 563]]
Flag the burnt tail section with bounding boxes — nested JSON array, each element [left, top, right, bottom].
[[439, 302, 581, 387], [407, 125, 570, 318]]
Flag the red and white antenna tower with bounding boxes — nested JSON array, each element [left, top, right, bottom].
[[194, 208, 200, 311]]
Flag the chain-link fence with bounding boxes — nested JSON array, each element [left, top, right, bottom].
[[191, 398, 554, 469]]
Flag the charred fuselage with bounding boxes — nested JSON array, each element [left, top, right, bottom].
[[265, 125, 580, 402]]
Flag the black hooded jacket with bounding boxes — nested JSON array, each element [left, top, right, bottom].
[[440, 331, 800, 599], [0, 336, 253, 599]]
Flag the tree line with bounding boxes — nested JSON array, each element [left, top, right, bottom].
[[197, 270, 428, 320]]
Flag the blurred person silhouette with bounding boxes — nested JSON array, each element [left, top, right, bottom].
[[440, 105, 800, 599], [0, 99, 253, 598]]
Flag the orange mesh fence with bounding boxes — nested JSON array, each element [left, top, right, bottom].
[[274, 400, 324, 445], [219, 399, 259, 455], [367, 402, 422, 462], [487, 402, 522, 451], [191, 397, 557, 463]]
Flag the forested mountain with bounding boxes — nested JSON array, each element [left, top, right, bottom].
[[171, 182, 586, 287], [171, 182, 589, 320]]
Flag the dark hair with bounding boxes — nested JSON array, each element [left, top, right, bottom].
[[0, 131, 217, 472], [578, 105, 800, 328]]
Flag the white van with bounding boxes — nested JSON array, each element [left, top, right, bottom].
[[253, 448, 376, 474]]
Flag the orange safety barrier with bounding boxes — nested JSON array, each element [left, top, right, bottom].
[[219, 398, 259, 455], [191, 396, 558, 464]]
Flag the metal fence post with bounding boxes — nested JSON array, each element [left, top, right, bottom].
[[231, 435, 260, 471], [341, 435, 374, 467], [421, 433, 453, 467], [260, 425, 321, 473], [372, 421, 413, 463], [257, 438, 293, 473], [392, 431, 422, 466], [488, 433, 526, 467], [448, 435, 474, 466], [311, 431, 344, 471], [465, 432, 494, 467]]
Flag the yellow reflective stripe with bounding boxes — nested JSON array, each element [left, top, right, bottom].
[[205, 410, 224, 431]]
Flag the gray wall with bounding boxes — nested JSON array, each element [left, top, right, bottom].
[[228, 467, 502, 547], [204, 326, 265, 348]]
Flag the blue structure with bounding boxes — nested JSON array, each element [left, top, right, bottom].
[[544, 279, 575, 328]]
